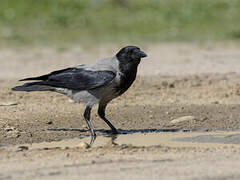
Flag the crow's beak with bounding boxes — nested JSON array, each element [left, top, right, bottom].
[[140, 51, 147, 58]]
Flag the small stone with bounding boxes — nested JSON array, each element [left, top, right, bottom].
[[169, 83, 175, 88], [81, 125, 87, 129], [46, 121, 53, 125], [78, 142, 90, 149], [0, 102, 18, 106], [16, 146, 29, 151], [169, 116, 196, 125], [65, 153, 70, 157], [120, 144, 129, 148], [200, 117, 208, 122], [4, 125, 15, 131], [68, 99, 74, 103], [7, 130, 20, 138], [149, 115, 154, 119]]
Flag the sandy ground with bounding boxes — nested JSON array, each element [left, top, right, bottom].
[[1, 42, 240, 179]]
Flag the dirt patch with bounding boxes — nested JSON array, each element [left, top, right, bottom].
[[1, 73, 240, 146]]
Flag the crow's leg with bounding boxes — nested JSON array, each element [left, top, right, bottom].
[[84, 106, 96, 137], [98, 103, 118, 134], [89, 134, 96, 146]]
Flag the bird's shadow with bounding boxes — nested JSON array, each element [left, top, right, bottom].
[[47, 128, 191, 146], [47, 128, 190, 134]]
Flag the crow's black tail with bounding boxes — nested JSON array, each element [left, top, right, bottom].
[[12, 82, 54, 92]]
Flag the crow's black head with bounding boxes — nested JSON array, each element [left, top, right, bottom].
[[116, 46, 147, 64]]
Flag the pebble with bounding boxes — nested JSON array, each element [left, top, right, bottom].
[[16, 146, 29, 152], [169, 116, 196, 124], [78, 142, 90, 149], [0, 102, 18, 106], [7, 130, 20, 138], [120, 144, 130, 148], [149, 115, 154, 119], [81, 125, 87, 129], [4, 125, 15, 131], [65, 153, 70, 157], [46, 121, 53, 125], [68, 99, 74, 103]]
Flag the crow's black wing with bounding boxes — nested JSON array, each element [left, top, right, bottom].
[[20, 68, 116, 90], [20, 68, 72, 81]]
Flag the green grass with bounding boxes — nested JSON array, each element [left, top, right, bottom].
[[0, 0, 240, 46]]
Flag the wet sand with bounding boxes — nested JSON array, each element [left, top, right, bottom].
[[1, 43, 240, 179]]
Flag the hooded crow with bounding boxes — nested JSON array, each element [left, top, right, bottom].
[[12, 46, 147, 137]]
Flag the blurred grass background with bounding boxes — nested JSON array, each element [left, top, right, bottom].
[[0, 0, 240, 46]]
